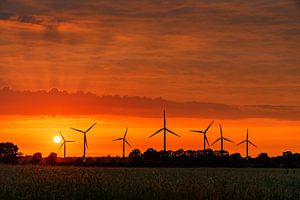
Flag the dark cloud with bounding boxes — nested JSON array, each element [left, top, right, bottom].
[[0, 12, 15, 19], [0, 87, 299, 120], [17, 15, 42, 24]]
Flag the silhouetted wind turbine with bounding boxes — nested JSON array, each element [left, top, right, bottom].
[[190, 121, 214, 151], [59, 132, 75, 159], [113, 127, 132, 158], [149, 110, 180, 153], [237, 128, 256, 159], [70, 123, 96, 162], [211, 125, 234, 156]]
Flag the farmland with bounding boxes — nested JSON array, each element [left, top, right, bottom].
[[0, 165, 299, 200]]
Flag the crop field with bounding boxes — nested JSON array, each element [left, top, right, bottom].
[[0, 165, 299, 200]]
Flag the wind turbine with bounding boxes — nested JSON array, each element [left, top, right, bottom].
[[190, 121, 214, 151], [70, 123, 96, 162], [112, 127, 132, 158], [58, 132, 75, 159], [149, 110, 180, 153], [237, 128, 256, 159], [211, 124, 234, 156]]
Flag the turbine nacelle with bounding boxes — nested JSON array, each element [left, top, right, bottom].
[[70, 123, 96, 149], [58, 131, 75, 158], [113, 127, 132, 157], [149, 110, 180, 153], [211, 125, 234, 154], [190, 120, 214, 148], [70, 123, 96, 161]]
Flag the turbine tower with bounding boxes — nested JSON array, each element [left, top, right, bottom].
[[211, 124, 234, 156], [58, 132, 75, 159], [70, 123, 96, 162], [237, 128, 256, 159], [149, 110, 180, 153], [113, 127, 132, 158], [190, 121, 214, 151]]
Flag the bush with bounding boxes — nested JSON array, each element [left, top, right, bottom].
[[0, 142, 20, 164], [30, 152, 43, 165]]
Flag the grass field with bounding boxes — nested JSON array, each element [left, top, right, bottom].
[[0, 165, 299, 200]]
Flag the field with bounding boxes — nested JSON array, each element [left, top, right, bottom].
[[0, 165, 299, 200]]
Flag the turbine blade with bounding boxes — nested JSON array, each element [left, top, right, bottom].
[[223, 137, 234, 143], [205, 135, 210, 146], [237, 140, 246, 145], [211, 138, 221, 146], [205, 120, 214, 133], [66, 141, 75, 143], [70, 127, 85, 133], [248, 141, 257, 147], [85, 123, 96, 133], [58, 143, 64, 151], [149, 128, 163, 138], [60, 131, 65, 141], [112, 138, 123, 141], [124, 139, 132, 147], [166, 128, 180, 137], [124, 127, 128, 138], [190, 130, 203, 133]]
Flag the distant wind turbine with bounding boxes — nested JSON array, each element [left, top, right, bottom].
[[211, 124, 234, 156], [237, 128, 256, 159], [190, 121, 214, 151], [113, 127, 132, 158], [149, 110, 180, 153], [58, 132, 75, 159], [70, 123, 96, 162]]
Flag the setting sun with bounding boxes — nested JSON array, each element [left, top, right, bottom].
[[53, 136, 61, 144]]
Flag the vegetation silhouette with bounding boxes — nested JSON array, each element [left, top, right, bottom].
[[30, 152, 43, 165], [46, 152, 57, 166], [14, 147, 300, 172], [0, 142, 20, 164]]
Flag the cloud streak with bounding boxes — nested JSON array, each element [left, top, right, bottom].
[[0, 88, 299, 120]]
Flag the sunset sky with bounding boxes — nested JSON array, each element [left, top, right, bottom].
[[0, 0, 299, 157]]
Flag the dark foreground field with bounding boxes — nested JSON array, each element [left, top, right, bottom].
[[0, 165, 299, 200]]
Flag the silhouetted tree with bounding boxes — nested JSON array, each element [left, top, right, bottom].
[[73, 157, 83, 166], [46, 152, 57, 166], [282, 151, 296, 173], [129, 149, 142, 158], [129, 149, 142, 166], [30, 152, 43, 165], [143, 148, 159, 165], [0, 142, 20, 164], [257, 153, 271, 167], [172, 149, 184, 157], [229, 153, 243, 166]]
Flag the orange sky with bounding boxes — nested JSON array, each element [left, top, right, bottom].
[[0, 1, 299, 157], [0, 115, 299, 157]]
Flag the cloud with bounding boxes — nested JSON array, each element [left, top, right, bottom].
[[17, 15, 42, 24], [0, 88, 299, 120], [0, 12, 16, 19], [0, 0, 299, 106]]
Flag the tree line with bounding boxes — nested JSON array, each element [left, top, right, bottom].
[[0, 142, 299, 170]]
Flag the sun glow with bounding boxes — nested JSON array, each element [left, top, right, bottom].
[[53, 135, 62, 144]]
